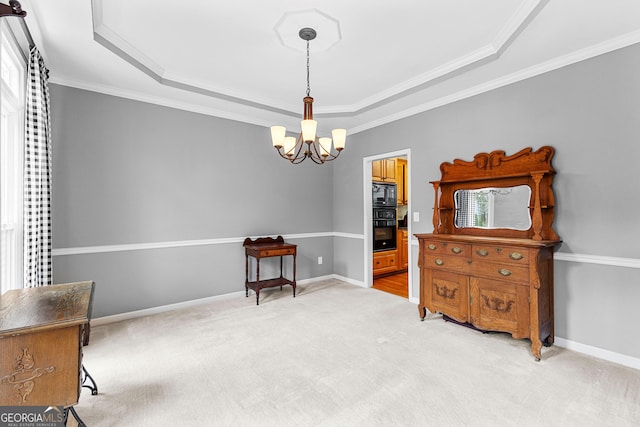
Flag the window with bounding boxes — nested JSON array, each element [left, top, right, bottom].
[[0, 24, 26, 294]]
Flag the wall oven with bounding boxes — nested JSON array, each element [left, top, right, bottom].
[[372, 182, 397, 207], [373, 208, 396, 251]]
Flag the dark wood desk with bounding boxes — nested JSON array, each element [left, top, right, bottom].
[[0, 281, 95, 425], [243, 236, 296, 305]]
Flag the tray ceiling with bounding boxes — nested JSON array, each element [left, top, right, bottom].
[[20, 0, 640, 134]]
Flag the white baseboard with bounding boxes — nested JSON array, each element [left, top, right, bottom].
[[331, 274, 366, 287], [554, 337, 640, 371], [91, 275, 360, 327], [90, 290, 246, 327]]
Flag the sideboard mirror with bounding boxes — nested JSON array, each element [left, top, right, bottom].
[[431, 146, 559, 240], [454, 185, 532, 230]]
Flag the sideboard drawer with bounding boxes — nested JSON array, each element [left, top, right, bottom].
[[422, 241, 471, 257], [470, 260, 529, 284], [423, 254, 471, 274], [472, 245, 529, 264]]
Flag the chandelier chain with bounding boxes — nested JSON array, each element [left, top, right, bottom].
[[306, 39, 311, 97]]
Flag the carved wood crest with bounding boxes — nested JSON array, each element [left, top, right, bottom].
[[440, 146, 555, 182]]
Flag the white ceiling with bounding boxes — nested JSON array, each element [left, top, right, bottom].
[[20, 0, 640, 135]]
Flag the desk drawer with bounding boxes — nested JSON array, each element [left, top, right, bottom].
[[262, 248, 295, 257]]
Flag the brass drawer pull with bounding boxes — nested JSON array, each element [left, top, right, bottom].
[[498, 268, 512, 277], [435, 259, 444, 266], [476, 249, 488, 257], [427, 244, 437, 251], [509, 252, 524, 260], [451, 247, 462, 254]]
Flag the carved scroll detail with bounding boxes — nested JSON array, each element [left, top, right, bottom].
[[0, 348, 55, 403], [433, 283, 458, 300], [440, 146, 555, 180], [481, 295, 515, 313]]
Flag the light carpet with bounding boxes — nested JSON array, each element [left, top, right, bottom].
[[73, 279, 640, 426]]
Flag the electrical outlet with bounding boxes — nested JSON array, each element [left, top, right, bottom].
[[413, 212, 420, 222], [318, 256, 323, 265]]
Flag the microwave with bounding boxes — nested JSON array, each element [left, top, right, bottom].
[[372, 182, 397, 207]]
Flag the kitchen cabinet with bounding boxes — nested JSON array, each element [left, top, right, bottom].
[[401, 230, 408, 269], [396, 158, 408, 205], [397, 229, 408, 270], [373, 249, 398, 277], [372, 158, 396, 182]]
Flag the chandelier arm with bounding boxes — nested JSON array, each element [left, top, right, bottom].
[[307, 153, 326, 165], [308, 138, 323, 160], [320, 151, 340, 162], [275, 147, 291, 160], [290, 145, 309, 164], [287, 133, 308, 164]]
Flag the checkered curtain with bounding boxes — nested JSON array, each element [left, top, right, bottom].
[[455, 191, 474, 227], [23, 47, 52, 287]]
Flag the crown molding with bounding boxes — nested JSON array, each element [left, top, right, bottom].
[[90, 0, 546, 116], [51, 22, 640, 136], [47, 76, 279, 128], [349, 29, 640, 135]]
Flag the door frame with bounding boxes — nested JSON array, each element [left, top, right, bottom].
[[362, 149, 413, 300]]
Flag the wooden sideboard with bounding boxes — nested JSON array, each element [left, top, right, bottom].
[[0, 281, 95, 421], [417, 147, 561, 360], [417, 234, 557, 360]]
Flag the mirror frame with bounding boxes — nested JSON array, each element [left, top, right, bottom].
[[430, 146, 559, 241]]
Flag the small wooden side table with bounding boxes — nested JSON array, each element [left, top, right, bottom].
[[243, 235, 297, 305]]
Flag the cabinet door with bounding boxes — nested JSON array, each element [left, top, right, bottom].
[[373, 251, 398, 276], [372, 160, 384, 181], [383, 158, 397, 181], [469, 277, 529, 339], [401, 235, 408, 269], [396, 159, 407, 205], [424, 269, 468, 323], [372, 158, 397, 182]]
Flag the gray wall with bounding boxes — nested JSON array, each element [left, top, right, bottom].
[[52, 42, 640, 361], [51, 86, 335, 317], [333, 43, 640, 359]]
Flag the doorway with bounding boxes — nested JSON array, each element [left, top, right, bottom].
[[363, 150, 412, 300]]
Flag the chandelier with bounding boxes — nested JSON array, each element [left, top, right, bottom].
[[270, 28, 346, 164]]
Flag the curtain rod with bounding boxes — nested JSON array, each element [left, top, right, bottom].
[[0, 0, 35, 48]]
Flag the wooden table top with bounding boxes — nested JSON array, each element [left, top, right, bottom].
[[0, 281, 95, 336]]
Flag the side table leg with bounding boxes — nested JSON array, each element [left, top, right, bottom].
[[256, 259, 261, 305], [292, 253, 297, 297], [64, 406, 87, 427], [81, 364, 98, 395], [245, 253, 249, 297]]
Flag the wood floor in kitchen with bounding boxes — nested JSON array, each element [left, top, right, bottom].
[[372, 271, 408, 298]]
